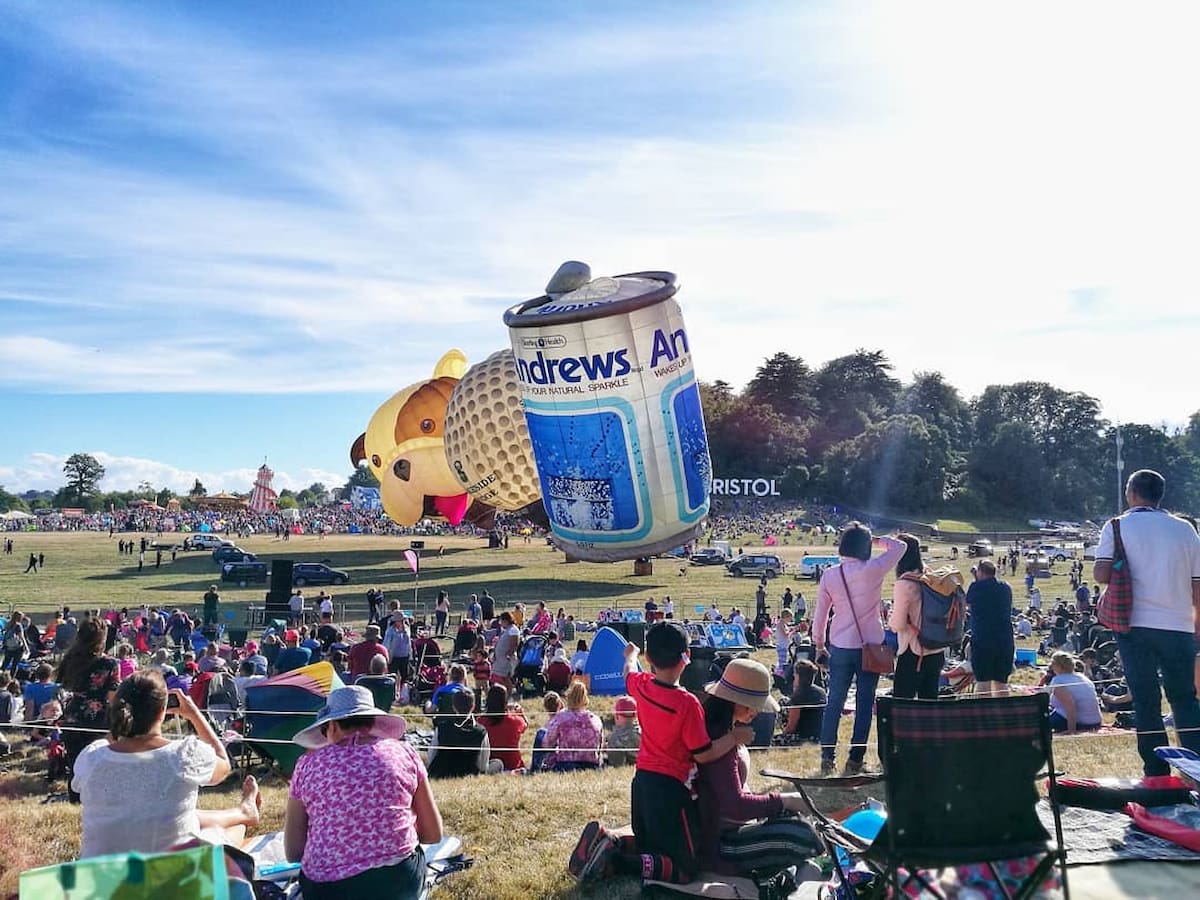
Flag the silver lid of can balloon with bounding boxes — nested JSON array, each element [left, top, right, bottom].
[[504, 268, 678, 328]]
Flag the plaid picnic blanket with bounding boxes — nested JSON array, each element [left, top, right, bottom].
[[1037, 800, 1200, 864]]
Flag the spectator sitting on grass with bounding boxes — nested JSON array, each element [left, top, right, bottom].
[[426, 690, 502, 778], [427, 664, 470, 714], [1045, 651, 1103, 734], [545, 648, 573, 695], [355, 654, 397, 712], [481, 683, 527, 772], [531, 691, 564, 773], [274, 630, 311, 675], [781, 659, 826, 743], [570, 639, 589, 674], [543, 680, 603, 772], [605, 696, 641, 767]]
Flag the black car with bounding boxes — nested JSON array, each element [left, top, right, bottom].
[[690, 548, 729, 566], [213, 545, 255, 565], [220, 561, 269, 586], [292, 562, 349, 587]]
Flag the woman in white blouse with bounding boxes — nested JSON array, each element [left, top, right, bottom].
[[72, 670, 261, 858]]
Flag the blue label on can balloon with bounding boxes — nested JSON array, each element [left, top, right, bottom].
[[524, 403, 650, 540], [666, 379, 712, 517]]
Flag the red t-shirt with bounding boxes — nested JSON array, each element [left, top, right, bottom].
[[482, 714, 527, 771], [626, 671, 712, 784], [348, 640, 389, 679]]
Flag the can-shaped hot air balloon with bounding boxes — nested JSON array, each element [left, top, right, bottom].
[[503, 269, 712, 562]]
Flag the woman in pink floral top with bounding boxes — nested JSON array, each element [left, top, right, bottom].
[[285, 686, 443, 900], [542, 680, 603, 771]]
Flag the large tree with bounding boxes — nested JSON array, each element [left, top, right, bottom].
[[896, 371, 972, 448], [970, 382, 1106, 513], [967, 420, 1051, 513], [188, 479, 207, 498], [1109, 423, 1200, 514], [705, 402, 809, 478], [809, 349, 900, 455], [61, 453, 106, 505], [744, 352, 817, 420]]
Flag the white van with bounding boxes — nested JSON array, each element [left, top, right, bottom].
[[796, 555, 840, 578]]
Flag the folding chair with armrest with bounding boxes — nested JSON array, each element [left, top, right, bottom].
[[765, 693, 1069, 900]]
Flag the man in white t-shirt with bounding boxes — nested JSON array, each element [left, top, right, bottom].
[[317, 592, 334, 617], [1095, 468, 1200, 775], [288, 590, 305, 626]]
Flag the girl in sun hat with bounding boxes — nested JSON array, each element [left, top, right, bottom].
[[284, 686, 444, 899], [695, 658, 821, 877]]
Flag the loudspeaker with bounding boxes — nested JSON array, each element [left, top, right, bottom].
[[267, 560, 293, 616], [610, 621, 647, 650], [227, 628, 248, 648]]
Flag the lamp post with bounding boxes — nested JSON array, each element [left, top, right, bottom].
[[1114, 425, 1125, 515]]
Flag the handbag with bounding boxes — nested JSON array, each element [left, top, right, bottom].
[[840, 568, 895, 675], [1096, 518, 1133, 634]]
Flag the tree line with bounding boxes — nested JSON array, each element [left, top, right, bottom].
[[702, 350, 1200, 519], [0, 456, 332, 513]]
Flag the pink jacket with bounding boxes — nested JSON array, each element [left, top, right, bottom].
[[889, 574, 934, 657], [813, 537, 906, 650]]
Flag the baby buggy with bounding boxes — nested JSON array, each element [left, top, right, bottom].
[[514, 633, 550, 698], [410, 635, 447, 706]]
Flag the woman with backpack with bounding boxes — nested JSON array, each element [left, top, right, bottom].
[[889, 534, 945, 700]]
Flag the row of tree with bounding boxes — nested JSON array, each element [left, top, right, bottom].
[[0, 455, 335, 513], [703, 350, 1200, 518]]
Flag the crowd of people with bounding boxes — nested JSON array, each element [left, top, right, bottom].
[[3, 467, 1200, 896]]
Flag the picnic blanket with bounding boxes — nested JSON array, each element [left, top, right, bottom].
[[1037, 800, 1200, 864]]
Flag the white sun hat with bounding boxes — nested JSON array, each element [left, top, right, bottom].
[[293, 685, 407, 749]]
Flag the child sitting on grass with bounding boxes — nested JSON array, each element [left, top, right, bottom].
[[606, 695, 641, 767], [570, 622, 753, 885], [530, 691, 563, 773]]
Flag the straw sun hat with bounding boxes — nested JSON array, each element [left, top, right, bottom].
[[704, 658, 779, 712], [293, 685, 407, 749]]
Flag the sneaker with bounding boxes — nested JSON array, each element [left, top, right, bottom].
[[568, 821, 613, 882], [819, 759, 837, 777], [842, 760, 878, 777]]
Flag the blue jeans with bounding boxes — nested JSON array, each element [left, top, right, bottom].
[[820, 646, 880, 764], [1116, 627, 1200, 775]]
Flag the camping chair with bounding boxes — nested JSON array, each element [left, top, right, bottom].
[[766, 694, 1069, 900]]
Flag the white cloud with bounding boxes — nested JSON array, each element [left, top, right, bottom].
[[2, 1, 1199, 425], [0, 452, 343, 496]]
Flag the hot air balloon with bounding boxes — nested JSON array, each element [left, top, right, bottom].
[[503, 263, 712, 562]]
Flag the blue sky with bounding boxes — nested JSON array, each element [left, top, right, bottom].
[[3, 1, 1199, 495]]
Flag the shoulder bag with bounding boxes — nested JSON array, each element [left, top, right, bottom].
[[1097, 517, 1133, 634], [840, 568, 895, 675]]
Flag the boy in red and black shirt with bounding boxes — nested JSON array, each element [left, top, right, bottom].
[[568, 622, 752, 884]]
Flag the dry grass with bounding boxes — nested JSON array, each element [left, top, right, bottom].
[[0, 531, 1150, 897]]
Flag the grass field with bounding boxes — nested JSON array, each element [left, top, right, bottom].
[[0, 530, 1149, 898]]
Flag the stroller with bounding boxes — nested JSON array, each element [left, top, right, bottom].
[[410, 635, 447, 706], [514, 634, 550, 698]]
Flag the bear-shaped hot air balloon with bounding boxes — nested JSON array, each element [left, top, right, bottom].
[[350, 349, 480, 526]]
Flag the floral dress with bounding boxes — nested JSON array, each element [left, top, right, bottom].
[[62, 656, 120, 786]]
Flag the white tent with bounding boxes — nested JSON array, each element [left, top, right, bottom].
[[1, 510, 34, 520]]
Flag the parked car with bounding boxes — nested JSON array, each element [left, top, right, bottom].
[[1037, 544, 1072, 562], [292, 562, 349, 586], [220, 561, 269, 586], [726, 554, 784, 578], [967, 539, 994, 558], [690, 548, 729, 566], [187, 533, 230, 550], [212, 545, 255, 565]]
